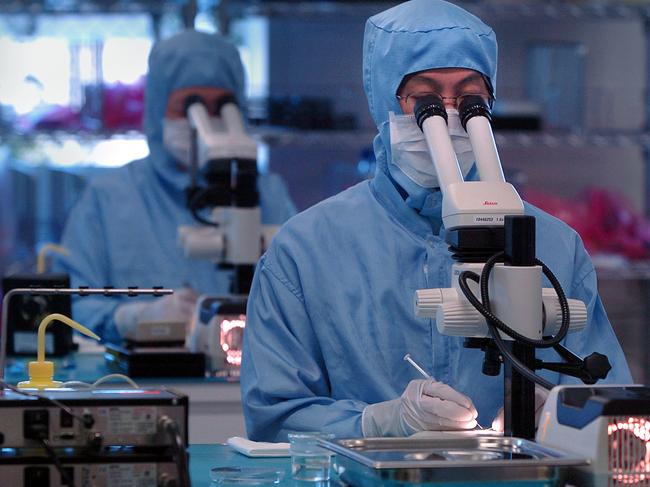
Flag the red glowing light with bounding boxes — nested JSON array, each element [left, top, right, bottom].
[[608, 417, 650, 485], [226, 350, 242, 365], [220, 315, 245, 366], [221, 317, 246, 334]]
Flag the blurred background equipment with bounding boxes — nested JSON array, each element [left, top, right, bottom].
[[1, 273, 73, 357], [189, 295, 247, 377], [537, 385, 650, 487], [178, 94, 277, 378], [0, 387, 189, 487], [1, 243, 74, 357], [0, 287, 189, 486]]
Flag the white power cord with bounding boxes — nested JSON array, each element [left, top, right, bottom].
[[62, 373, 140, 389]]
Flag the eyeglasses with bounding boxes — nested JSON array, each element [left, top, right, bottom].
[[396, 91, 494, 113], [166, 87, 234, 119]]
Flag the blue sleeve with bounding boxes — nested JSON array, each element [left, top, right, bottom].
[[559, 237, 633, 385], [241, 255, 366, 442], [54, 186, 124, 343]]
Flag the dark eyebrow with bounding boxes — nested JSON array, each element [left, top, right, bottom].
[[407, 75, 442, 91], [456, 73, 488, 89]]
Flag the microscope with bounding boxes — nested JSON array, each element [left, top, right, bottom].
[[411, 94, 612, 440], [177, 94, 278, 375]]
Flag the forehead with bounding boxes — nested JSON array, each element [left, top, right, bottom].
[[399, 68, 486, 92]]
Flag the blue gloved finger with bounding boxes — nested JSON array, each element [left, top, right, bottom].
[[419, 396, 477, 422], [421, 380, 477, 415]]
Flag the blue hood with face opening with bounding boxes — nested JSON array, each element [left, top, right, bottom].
[[363, 0, 497, 204], [144, 29, 246, 192]]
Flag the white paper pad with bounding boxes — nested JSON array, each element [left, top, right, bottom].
[[227, 436, 291, 457]]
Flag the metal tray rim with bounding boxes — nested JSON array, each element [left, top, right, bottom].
[[318, 436, 589, 470]]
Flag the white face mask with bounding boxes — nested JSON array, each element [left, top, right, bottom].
[[162, 117, 225, 168], [389, 109, 475, 189]]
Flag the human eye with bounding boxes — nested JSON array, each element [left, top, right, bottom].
[[409, 91, 440, 100]]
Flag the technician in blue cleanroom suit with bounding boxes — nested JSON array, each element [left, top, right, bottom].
[[241, 0, 632, 441], [56, 30, 296, 344]]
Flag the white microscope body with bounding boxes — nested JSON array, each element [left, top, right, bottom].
[[177, 98, 278, 374], [410, 95, 602, 439], [177, 101, 279, 265], [412, 98, 587, 343]]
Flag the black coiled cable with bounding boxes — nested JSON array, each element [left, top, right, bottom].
[[456, 251, 572, 390], [459, 271, 555, 390], [188, 188, 220, 227], [460, 251, 571, 347]]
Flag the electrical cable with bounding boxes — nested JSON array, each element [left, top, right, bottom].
[[192, 205, 219, 227], [62, 374, 139, 390], [160, 416, 191, 487], [0, 380, 94, 428], [480, 251, 571, 347], [92, 374, 139, 389], [459, 251, 571, 348], [61, 381, 92, 388], [458, 271, 555, 390], [189, 189, 220, 227], [40, 438, 75, 487], [488, 323, 554, 390]]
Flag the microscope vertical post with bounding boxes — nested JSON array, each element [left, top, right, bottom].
[[502, 216, 537, 439]]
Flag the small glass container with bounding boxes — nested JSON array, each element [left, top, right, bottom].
[[210, 466, 284, 485], [287, 432, 335, 482]]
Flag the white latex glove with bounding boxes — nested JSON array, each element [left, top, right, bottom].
[[113, 288, 198, 337], [362, 379, 478, 437], [491, 384, 549, 433]]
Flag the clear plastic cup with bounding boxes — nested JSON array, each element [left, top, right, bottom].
[[287, 432, 335, 482]]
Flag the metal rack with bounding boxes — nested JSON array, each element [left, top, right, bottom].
[[223, 1, 650, 21]]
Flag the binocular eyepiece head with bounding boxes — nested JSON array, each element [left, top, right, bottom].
[[183, 94, 239, 117], [414, 94, 492, 131]]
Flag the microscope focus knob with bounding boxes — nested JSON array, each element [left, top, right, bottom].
[[583, 352, 612, 383], [542, 289, 587, 335], [437, 301, 486, 337], [414, 288, 457, 318], [414, 289, 442, 317]]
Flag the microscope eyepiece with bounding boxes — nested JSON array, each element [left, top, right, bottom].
[[184, 95, 205, 116], [458, 95, 492, 131], [214, 94, 238, 116], [414, 95, 447, 130]]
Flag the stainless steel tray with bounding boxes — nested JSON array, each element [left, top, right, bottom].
[[319, 436, 588, 485]]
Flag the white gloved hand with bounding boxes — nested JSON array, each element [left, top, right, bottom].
[[491, 384, 549, 433], [113, 288, 198, 337], [362, 379, 478, 437]]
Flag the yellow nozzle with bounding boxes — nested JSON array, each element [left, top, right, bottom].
[[17, 313, 100, 390], [36, 244, 69, 274]]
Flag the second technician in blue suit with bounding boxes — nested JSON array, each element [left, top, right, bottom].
[[241, 0, 632, 441], [57, 30, 296, 343]]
